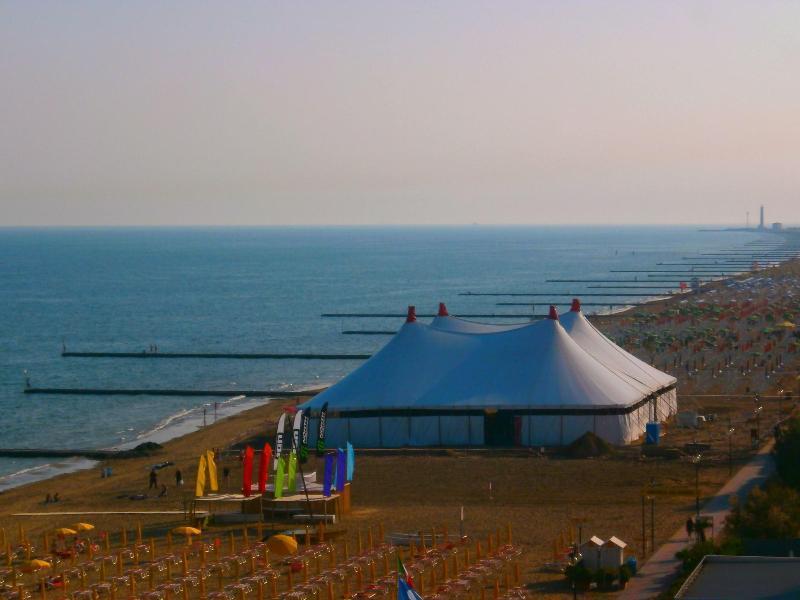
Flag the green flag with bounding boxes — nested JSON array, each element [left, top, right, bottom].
[[274, 456, 286, 499], [287, 452, 298, 493]]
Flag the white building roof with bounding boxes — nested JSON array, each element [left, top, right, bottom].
[[604, 536, 627, 549]]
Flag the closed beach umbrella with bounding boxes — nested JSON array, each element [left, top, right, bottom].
[[54, 528, 77, 536], [172, 526, 202, 536], [266, 534, 298, 556], [73, 523, 95, 532]]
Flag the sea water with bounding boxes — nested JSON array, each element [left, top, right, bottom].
[[0, 226, 769, 488]]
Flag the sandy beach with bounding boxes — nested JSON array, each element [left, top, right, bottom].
[[1, 252, 798, 599]]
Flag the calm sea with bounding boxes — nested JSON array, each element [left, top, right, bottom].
[[0, 226, 767, 488]]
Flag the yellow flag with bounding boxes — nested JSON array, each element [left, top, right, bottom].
[[195, 454, 208, 497], [206, 450, 219, 492]]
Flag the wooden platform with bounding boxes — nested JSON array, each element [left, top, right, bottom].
[[13, 511, 209, 517]]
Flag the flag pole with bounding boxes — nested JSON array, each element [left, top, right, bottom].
[[295, 410, 315, 523]]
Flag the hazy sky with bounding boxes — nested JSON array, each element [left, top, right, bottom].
[[2, 1, 799, 226]]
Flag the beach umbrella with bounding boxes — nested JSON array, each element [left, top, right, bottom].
[[779, 321, 796, 329], [22, 559, 52, 573], [54, 528, 77, 537], [265, 534, 298, 556], [73, 523, 94, 532]]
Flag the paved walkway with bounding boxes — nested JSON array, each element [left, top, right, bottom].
[[618, 440, 776, 599]]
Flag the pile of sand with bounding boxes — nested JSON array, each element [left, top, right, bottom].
[[565, 432, 614, 458]]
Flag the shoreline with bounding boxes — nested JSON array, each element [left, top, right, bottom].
[[0, 395, 276, 493]]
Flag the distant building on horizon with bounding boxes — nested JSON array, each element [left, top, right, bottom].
[[759, 205, 765, 229]]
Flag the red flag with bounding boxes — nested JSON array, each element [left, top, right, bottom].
[[258, 443, 272, 494], [242, 446, 254, 497]]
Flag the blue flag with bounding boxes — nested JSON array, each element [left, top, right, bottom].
[[323, 452, 334, 497], [346, 442, 355, 481], [336, 448, 346, 491], [398, 576, 423, 600]]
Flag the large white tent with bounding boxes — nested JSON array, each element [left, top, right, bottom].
[[302, 302, 677, 448]]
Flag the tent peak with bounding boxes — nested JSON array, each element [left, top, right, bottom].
[[548, 305, 559, 320], [438, 302, 449, 317], [406, 305, 417, 323], [571, 298, 581, 312]]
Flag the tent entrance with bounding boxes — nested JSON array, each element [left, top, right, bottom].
[[484, 411, 517, 447]]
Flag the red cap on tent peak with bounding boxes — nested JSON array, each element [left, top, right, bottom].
[[548, 305, 559, 320], [406, 305, 417, 322], [438, 302, 449, 316], [570, 298, 581, 312]]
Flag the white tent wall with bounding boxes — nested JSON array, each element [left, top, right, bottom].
[[308, 415, 485, 448], [306, 403, 675, 448], [349, 417, 380, 447], [440, 416, 471, 445], [562, 415, 595, 445], [526, 415, 561, 446], [595, 414, 628, 445], [379, 417, 408, 448], [409, 417, 438, 445], [524, 413, 637, 446], [468, 416, 484, 445]]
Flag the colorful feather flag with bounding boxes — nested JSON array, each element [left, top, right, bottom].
[[241, 446, 254, 497], [316, 402, 328, 456], [323, 452, 334, 498], [274, 456, 286, 499]]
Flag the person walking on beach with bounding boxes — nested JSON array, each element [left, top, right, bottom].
[[222, 466, 230, 489], [149, 469, 158, 489], [175, 469, 183, 487]]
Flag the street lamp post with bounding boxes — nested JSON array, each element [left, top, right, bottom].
[[754, 405, 763, 442], [650, 496, 655, 552], [727, 426, 735, 476], [641, 494, 646, 554], [693, 454, 702, 523]]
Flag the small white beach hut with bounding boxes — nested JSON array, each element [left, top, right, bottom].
[[601, 536, 627, 569], [580, 536, 605, 570]]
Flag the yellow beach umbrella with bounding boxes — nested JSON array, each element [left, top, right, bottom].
[[54, 528, 77, 536], [778, 321, 796, 329], [73, 523, 94, 532], [172, 527, 202, 536], [21, 559, 51, 573], [266, 534, 298, 556]]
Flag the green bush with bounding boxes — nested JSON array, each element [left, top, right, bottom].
[[676, 541, 718, 574], [726, 479, 800, 539], [564, 563, 591, 587], [592, 568, 616, 589], [775, 416, 800, 488], [619, 564, 632, 583]]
